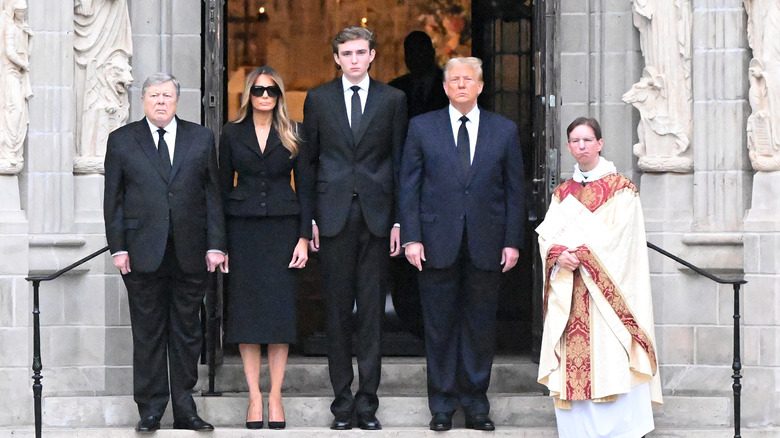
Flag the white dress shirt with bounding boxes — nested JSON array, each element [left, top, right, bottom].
[[147, 117, 178, 163], [343, 74, 370, 127]]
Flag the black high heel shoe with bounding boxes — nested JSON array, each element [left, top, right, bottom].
[[246, 402, 264, 429], [268, 402, 286, 429], [268, 420, 286, 429], [246, 420, 264, 429]]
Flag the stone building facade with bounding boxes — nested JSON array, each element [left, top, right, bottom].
[[0, 0, 778, 431]]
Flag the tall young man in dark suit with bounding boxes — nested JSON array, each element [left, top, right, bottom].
[[104, 73, 227, 433], [302, 26, 407, 431], [400, 57, 525, 432]]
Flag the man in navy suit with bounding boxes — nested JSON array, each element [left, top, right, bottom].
[[104, 73, 227, 433], [302, 27, 407, 430], [400, 57, 525, 431]]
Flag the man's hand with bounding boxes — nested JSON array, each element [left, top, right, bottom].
[[113, 253, 131, 275], [555, 249, 581, 272], [500, 247, 520, 273], [389, 227, 401, 256], [206, 252, 227, 273], [405, 242, 426, 271], [309, 223, 320, 252]]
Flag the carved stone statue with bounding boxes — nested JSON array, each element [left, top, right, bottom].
[[744, 0, 780, 171], [623, 0, 693, 172], [73, 0, 132, 174], [0, 0, 33, 175]]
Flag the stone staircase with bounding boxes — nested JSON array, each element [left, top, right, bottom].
[[3, 355, 773, 437]]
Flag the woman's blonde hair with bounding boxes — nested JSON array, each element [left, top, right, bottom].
[[234, 65, 300, 157]]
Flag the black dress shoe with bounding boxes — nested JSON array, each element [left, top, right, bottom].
[[465, 413, 495, 431], [429, 412, 453, 432], [135, 416, 160, 433], [357, 413, 382, 430], [173, 415, 215, 431], [330, 415, 352, 430]]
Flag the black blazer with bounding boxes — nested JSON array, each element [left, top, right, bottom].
[[400, 107, 525, 271], [104, 117, 227, 273], [302, 77, 407, 237], [218, 117, 313, 239]]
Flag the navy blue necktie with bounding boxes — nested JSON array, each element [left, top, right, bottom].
[[457, 115, 470, 173], [350, 85, 362, 139]]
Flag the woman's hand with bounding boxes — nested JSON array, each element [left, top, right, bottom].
[[289, 238, 309, 269]]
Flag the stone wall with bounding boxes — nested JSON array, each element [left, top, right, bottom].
[[560, 0, 778, 428], [558, 1, 641, 183], [0, 0, 204, 428], [1, 0, 778, 430]]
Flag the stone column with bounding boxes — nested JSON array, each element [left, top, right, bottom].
[[742, 0, 780, 427], [623, 0, 753, 406], [558, 0, 640, 182]]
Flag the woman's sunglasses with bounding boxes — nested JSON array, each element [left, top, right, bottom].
[[250, 85, 281, 98]]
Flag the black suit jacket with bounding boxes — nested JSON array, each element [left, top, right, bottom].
[[104, 117, 227, 273], [400, 107, 525, 271], [302, 77, 407, 237], [218, 117, 313, 239]]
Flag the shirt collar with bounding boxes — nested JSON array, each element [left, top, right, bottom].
[[573, 157, 618, 183], [342, 74, 370, 93], [448, 104, 480, 125], [146, 116, 177, 135]]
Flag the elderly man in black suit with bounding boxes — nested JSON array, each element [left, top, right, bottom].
[[104, 72, 227, 433], [302, 26, 407, 431], [400, 57, 525, 432]]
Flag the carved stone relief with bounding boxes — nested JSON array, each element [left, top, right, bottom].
[[73, 0, 132, 174], [623, 0, 693, 173], [0, 0, 32, 175], [744, 0, 780, 171]]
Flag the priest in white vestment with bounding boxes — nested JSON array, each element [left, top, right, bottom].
[[536, 117, 662, 438]]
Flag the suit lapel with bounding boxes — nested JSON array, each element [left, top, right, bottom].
[[354, 78, 384, 144], [170, 117, 191, 182], [468, 109, 492, 184], [329, 79, 355, 148], [434, 108, 469, 186], [134, 118, 170, 183], [265, 129, 283, 156], [237, 117, 264, 160]]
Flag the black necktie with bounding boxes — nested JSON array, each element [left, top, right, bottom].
[[157, 128, 171, 172], [457, 115, 470, 173], [350, 85, 362, 138]]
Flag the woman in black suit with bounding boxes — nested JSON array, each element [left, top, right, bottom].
[[218, 65, 313, 430]]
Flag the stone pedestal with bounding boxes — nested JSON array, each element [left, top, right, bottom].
[[745, 171, 780, 226], [0, 175, 29, 275], [640, 173, 694, 233], [74, 174, 105, 234], [742, 171, 780, 426]]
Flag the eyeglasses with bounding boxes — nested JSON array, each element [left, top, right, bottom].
[[568, 137, 596, 144], [250, 85, 281, 98]]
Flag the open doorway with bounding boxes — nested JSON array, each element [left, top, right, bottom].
[[202, 0, 552, 356]]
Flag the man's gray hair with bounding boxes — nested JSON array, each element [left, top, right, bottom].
[[141, 72, 180, 98], [443, 57, 483, 82]]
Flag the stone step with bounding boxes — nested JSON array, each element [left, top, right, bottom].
[[3, 426, 777, 437], [196, 355, 545, 395], [41, 394, 731, 430]]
